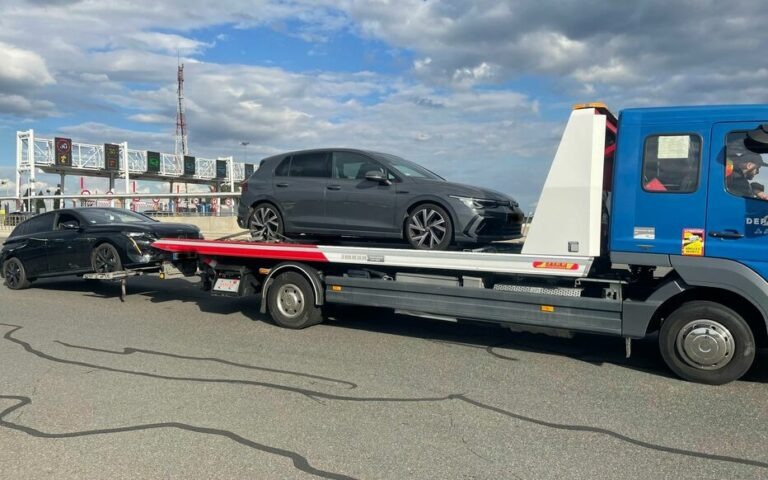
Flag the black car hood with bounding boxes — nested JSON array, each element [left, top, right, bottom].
[[87, 222, 200, 238], [408, 177, 516, 203]]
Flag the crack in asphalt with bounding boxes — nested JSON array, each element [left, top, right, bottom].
[[55, 340, 358, 389], [0, 395, 357, 480], [2, 323, 767, 471]]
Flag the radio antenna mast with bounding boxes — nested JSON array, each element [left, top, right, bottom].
[[174, 54, 188, 158], [175, 52, 189, 194]]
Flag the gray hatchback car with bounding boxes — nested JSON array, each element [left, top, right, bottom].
[[237, 148, 524, 250]]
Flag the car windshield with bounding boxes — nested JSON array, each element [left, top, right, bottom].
[[79, 209, 155, 224], [375, 153, 444, 180]]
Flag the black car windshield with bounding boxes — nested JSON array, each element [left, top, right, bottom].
[[79, 209, 155, 224], [375, 153, 444, 180]]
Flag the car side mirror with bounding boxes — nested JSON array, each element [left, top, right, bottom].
[[61, 221, 79, 230], [365, 171, 391, 185]]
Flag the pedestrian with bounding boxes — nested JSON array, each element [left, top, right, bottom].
[[35, 190, 45, 214], [22, 187, 30, 212], [53, 184, 62, 210]]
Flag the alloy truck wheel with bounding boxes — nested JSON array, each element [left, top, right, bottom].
[[249, 204, 284, 242], [91, 243, 123, 273], [3, 258, 31, 290], [267, 271, 322, 329], [405, 203, 453, 250], [659, 301, 755, 385]]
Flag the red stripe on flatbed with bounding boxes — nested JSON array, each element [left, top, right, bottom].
[[153, 238, 329, 262]]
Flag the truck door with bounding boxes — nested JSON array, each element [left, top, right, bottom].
[[612, 127, 709, 255], [705, 122, 768, 275]]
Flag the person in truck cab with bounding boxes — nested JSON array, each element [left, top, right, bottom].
[[727, 150, 766, 197], [750, 182, 768, 200]]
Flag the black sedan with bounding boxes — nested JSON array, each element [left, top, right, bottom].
[[1, 208, 201, 289]]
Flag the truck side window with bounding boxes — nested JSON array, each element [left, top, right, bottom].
[[725, 131, 768, 201], [642, 134, 701, 193]]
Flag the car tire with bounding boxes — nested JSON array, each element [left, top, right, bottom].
[[3, 257, 31, 290], [249, 203, 284, 242], [659, 301, 755, 385], [405, 203, 453, 250], [267, 271, 323, 329], [91, 243, 123, 273]]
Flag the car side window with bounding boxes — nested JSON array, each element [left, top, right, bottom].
[[288, 152, 330, 178], [332, 152, 383, 180], [275, 157, 291, 177], [642, 134, 701, 193], [56, 213, 79, 229], [23, 213, 55, 235]]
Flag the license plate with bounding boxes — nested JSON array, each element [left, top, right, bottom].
[[213, 278, 240, 293]]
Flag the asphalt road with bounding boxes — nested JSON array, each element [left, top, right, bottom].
[[0, 275, 767, 479]]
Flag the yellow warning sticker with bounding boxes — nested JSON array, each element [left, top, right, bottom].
[[682, 228, 705, 256]]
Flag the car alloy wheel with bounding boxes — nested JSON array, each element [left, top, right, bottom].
[[3, 258, 30, 290], [92, 244, 122, 273], [407, 206, 450, 249], [250, 205, 282, 241]]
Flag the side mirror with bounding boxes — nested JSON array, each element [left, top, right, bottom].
[[61, 221, 79, 230], [365, 171, 391, 185]]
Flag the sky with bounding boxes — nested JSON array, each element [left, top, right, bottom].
[[0, 0, 766, 209]]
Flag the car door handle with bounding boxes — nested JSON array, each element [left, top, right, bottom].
[[276, 183, 289, 188], [327, 185, 341, 191], [709, 230, 744, 239]]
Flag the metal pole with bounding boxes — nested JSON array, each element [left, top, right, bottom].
[[229, 156, 235, 193], [123, 141, 130, 210], [15, 131, 23, 199], [29, 129, 35, 212]]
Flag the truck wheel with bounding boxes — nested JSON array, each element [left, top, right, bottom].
[[267, 271, 322, 329], [3, 257, 31, 290], [406, 203, 453, 250], [659, 301, 755, 385]]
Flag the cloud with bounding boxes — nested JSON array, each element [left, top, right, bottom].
[[2, 0, 767, 207], [0, 41, 54, 89]]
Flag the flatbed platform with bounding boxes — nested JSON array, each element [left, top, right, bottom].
[[152, 238, 594, 277]]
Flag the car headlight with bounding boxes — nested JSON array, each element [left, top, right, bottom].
[[449, 195, 501, 210], [123, 231, 153, 238]]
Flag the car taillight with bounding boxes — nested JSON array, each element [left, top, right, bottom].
[[240, 181, 248, 193]]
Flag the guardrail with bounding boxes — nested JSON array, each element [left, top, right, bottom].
[[0, 193, 244, 230]]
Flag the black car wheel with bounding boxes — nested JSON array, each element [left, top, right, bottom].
[[91, 243, 123, 273], [249, 204, 284, 242], [406, 203, 453, 250], [3, 257, 31, 290]]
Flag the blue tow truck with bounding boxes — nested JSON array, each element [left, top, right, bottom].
[[153, 103, 768, 384]]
